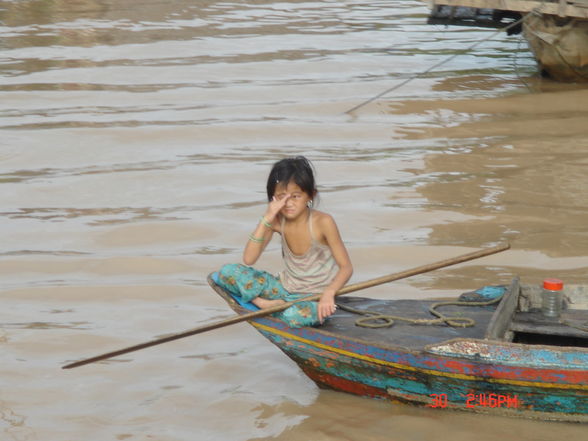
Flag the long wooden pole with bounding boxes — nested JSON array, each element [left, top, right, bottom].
[[62, 243, 509, 369]]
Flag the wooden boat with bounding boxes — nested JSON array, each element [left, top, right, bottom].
[[427, 0, 588, 81], [208, 273, 588, 422]]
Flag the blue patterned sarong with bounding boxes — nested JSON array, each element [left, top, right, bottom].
[[217, 263, 320, 328]]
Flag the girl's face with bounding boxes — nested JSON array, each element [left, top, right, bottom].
[[274, 181, 312, 220]]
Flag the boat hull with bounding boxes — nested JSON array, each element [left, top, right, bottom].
[[523, 14, 588, 81], [250, 317, 587, 421], [208, 274, 588, 422], [427, 1, 588, 81]]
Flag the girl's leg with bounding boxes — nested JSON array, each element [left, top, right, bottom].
[[217, 264, 321, 328], [217, 263, 287, 304], [279, 297, 320, 328], [252, 297, 284, 309]]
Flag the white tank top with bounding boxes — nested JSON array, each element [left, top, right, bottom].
[[279, 211, 339, 294]]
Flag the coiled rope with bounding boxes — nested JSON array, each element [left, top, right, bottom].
[[337, 295, 503, 329]]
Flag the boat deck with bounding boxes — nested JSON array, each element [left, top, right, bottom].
[[209, 272, 588, 352], [319, 296, 497, 350]]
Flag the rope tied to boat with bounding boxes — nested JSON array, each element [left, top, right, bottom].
[[337, 293, 504, 329], [344, 1, 548, 114]]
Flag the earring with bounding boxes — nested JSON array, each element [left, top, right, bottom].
[[307, 200, 313, 208]]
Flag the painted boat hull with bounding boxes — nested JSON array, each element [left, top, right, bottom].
[[208, 274, 588, 422]]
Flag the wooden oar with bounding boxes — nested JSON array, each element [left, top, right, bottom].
[[62, 242, 509, 369]]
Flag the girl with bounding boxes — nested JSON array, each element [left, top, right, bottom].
[[217, 156, 353, 327]]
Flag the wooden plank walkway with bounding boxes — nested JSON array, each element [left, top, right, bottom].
[[428, 0, 588, 19]]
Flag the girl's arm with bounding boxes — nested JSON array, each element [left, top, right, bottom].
[[242, 217, 274, 266], [242, 195, 290, 266], [316, 214, 353, 322]]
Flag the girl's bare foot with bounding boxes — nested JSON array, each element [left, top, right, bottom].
[[252, 297, 286, 309]]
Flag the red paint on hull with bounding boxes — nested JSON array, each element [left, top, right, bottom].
[[264, 322, 588, 387], [301, 366, 389, 399]]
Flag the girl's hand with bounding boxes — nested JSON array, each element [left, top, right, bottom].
[[265, 194, 289, 222], [317, 289, 337, 323]]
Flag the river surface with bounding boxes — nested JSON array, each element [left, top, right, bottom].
[[1, 1, 587, 440]]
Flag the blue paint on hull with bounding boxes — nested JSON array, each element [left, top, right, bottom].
[[207, 273, 588, 421], [252, 317, 588, 420]]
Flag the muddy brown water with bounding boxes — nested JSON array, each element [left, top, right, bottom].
[[1, 1, 587, 440]]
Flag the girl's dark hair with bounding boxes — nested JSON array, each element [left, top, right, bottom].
[[266, 156, 317, 202]]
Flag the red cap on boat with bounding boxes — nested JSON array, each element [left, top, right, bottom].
[[543, 278, 563, 291]]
